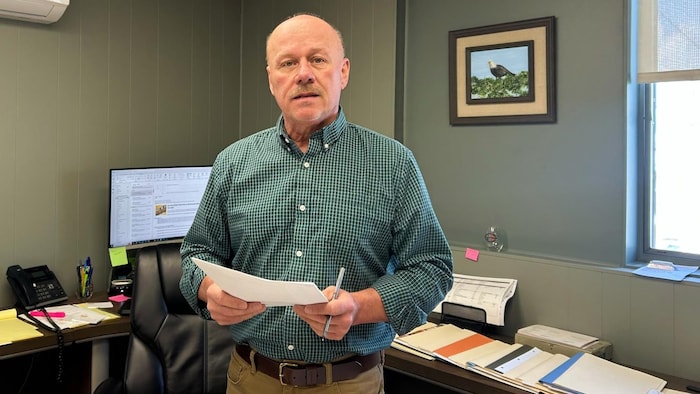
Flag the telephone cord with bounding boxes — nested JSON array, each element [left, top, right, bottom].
[[40, 307, 65, 385]]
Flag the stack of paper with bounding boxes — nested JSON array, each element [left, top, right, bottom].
[[539, 352, 667, 394], [390, 322, 669, 394], [393, 323, 478, 359], [517, 324, 598, 348], [192, 257, 328, 306], [465, 343, 551, 393], [19, 304, 117, 330], [390, 322, 438, 360], [392, 322, 512, 369], [433, 331, 507, 367]]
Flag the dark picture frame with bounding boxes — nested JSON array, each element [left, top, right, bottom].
[[449, 16, 556, 125]]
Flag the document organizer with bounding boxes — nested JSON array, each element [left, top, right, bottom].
[[440, 302, 487, 333]]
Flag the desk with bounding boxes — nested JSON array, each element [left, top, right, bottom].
[[384, 347, 700, 394], [385, 347, 522, 394], [3, 300, 696, 394], [0, 293, 130, 393]]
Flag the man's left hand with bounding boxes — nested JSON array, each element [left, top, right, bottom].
[[292, 287, 358, 340]]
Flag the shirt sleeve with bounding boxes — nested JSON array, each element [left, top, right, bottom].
[[179, 157, 232, 319], [373, 150, 454, 335]]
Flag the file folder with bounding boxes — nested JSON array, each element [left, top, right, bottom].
[[539, 352, 666, 394]]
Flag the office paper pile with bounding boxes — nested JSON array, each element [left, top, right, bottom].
[[392, 323, 668, 394], [18, 304, 118, 330]]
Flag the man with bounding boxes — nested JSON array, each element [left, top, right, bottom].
[[180, 13, 453, 393]]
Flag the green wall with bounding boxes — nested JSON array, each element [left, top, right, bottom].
[[402, 0, 699, 381], [0, 0, 241, 307], [0, 0, 698, 382], [404, 0, 630, 264]]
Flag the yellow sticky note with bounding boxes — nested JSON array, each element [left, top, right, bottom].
[[109, 247, 129, 267]]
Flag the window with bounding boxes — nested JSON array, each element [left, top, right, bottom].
[[637, 0, 700, 264], [642, 81, 700, 263]]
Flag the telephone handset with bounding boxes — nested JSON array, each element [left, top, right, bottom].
[[6, 264, 68, 310]]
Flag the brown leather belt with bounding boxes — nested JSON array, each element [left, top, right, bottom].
[[235, 344, 381, 386]]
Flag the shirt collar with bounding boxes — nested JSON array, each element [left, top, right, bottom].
[[277, 107, 346, 149]]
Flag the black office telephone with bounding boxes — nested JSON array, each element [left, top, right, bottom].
[[6, 264, 68, 310]]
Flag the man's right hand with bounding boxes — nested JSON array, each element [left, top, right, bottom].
[[198, 276, 266, 325]]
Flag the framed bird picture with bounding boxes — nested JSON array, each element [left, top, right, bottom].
[[449, 16, 556, 125]]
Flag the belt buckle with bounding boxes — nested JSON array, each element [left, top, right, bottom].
[[278, 362, 299, 385]]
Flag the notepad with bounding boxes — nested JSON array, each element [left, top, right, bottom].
[[0, 308, 43, 343]]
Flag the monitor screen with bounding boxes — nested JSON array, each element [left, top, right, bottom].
[[109, 165, 212, 249]]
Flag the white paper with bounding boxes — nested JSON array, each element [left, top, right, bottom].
[[433, 274, 517, 326], [192, 258, 328, 306], [542, 352, 666, 393], [86, 301, 114, 309], [633, 262, 698, 281], [517, 324, 598, 348], [20, 304, 107, 330]]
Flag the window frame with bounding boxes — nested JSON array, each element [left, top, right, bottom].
[[638, 83, 700, 266]]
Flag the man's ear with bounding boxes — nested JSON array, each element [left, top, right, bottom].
[[266, 66, 275, 96], [340, 58, 350, 89]]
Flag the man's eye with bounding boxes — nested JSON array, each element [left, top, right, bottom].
[[311, 57, 326, 64], [281, 61, 296, 68]]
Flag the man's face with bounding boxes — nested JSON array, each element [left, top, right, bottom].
[[266, 16, 349, 132]]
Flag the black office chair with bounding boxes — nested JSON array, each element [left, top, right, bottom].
[[94, 243, 234, 394]]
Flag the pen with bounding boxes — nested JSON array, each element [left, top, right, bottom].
[[29, 310, 66, 318], [322, 267, 346, 340]]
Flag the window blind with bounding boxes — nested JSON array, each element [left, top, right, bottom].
[[637, 0, 700, 83]]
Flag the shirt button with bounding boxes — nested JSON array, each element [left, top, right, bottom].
[[285, 138, 290, 143], [287, 344, 295, 351], [299, 205, 306, 211], [303, 162, 310, 168], [296, 250, 303, 257], [323, 143, 330, 150]]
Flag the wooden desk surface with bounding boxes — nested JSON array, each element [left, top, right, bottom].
[[0, 292, 130, 359], [385, 347, 523, 394], [4, 300, 696, 393]]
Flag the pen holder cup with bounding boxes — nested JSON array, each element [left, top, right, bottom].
[[77, 284, 93, 301]]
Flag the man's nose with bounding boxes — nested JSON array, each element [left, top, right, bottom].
[[296, 60, 315, 84]]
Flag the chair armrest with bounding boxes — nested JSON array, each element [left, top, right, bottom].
[[93, 377, 124, 394]]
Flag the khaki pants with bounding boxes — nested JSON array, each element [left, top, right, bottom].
[[226, 348, 385, 394]]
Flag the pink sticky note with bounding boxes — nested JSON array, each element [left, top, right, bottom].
[[465, 248, 479, 261], [109, 294, 131, 303]]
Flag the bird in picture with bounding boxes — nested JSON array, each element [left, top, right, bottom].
[[488, 60, 515, 78]]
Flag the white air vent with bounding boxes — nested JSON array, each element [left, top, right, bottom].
[[0, 0, 69, 24]]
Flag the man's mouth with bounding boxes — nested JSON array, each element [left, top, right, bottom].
[[293, 92, 319, 99]]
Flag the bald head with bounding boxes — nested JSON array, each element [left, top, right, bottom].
[[266, 13, 345, 63]]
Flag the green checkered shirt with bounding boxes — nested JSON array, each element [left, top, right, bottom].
[[180, 109, 453, 363]]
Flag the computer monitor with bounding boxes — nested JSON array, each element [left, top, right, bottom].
[[108, 165, 212, 249]]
